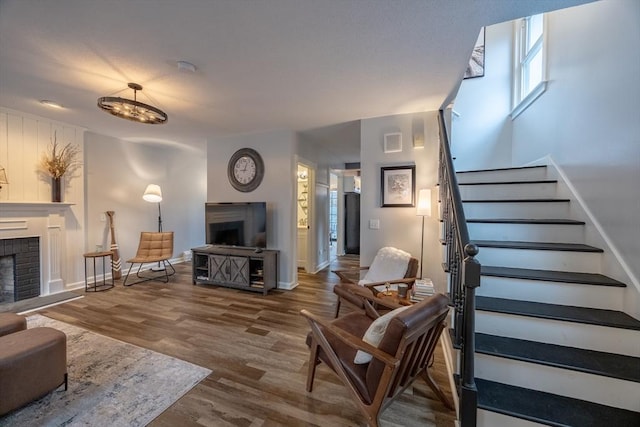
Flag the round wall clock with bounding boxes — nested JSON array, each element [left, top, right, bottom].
[[227, 148, 265, 192]]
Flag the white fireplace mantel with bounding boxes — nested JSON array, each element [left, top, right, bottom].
[[0, 201, 75, 210], [0, 201, 76, 296]]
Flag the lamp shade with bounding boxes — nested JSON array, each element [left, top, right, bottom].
[[143, 184, 162, 203], [416, 188, 431, 217]]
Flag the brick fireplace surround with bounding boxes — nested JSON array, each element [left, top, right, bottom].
[[0, 237, 40, 302]]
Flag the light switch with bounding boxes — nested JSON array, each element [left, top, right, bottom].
[[369, 219, 380, 230], [100, 213, 106, 222]]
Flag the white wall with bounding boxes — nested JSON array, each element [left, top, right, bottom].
[[510, 0, 640, 313], [85, 132, 207, 268], [451, 22, 514, 171], [360, 111, 446, 291], [207, 129, 296, 287]]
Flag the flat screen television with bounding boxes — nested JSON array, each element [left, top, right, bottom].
[[205, 202, 267, 249]]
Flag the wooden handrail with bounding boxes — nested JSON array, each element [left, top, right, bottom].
[[437, 109, 480, 427]]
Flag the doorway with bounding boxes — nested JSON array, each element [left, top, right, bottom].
[[296, 163, 310, 271]]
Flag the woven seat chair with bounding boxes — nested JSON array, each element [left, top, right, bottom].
[[123, 232, 175, 286]]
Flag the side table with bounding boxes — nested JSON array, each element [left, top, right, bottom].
[[83, 251, 115, 292]]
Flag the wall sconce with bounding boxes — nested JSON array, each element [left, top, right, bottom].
[[412, 116, 425, 149]]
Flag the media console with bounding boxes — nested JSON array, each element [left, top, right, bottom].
[[191, 245, 278, 295]]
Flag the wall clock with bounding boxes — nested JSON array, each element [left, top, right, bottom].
[[227, 148, 265, 192]]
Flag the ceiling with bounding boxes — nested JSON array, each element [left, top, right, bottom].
[[0, 0, 592, 151]]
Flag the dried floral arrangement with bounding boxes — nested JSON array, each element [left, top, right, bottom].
[[40, 133, 80, 179]]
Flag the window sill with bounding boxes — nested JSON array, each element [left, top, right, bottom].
[[511, 81, 547, 119]]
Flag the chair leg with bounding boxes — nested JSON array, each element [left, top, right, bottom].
[[421, 368, 454, 410], [334, 298, 342, 318], [306, 341, 320, 392], [123, 263, 137, 286]]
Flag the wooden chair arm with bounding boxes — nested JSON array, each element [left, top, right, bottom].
[[331, 266, 370, 283], [300, 309, 399, 367], [348, 286, 404, 313], [362, 277, 417, 293]]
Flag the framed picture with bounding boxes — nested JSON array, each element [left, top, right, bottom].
[[381, 165, 415, 207], [464, 27, 485, 79]]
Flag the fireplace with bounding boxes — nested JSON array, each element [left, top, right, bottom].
[[0, 237, 40, 303]]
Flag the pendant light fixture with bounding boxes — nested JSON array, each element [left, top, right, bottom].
[[97, 83, 167, 124]]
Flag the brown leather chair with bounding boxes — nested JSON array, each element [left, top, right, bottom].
[[123, 232, 176, 286], [301, 293, 453, 427], [333, 247, 419, 317]]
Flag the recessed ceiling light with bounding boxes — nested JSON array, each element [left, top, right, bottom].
[[177, 60, 196, 73], [40, 100, 64, 109]]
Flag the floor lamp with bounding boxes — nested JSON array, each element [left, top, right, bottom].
[[416, 188, 432, 279], [143, 184, 164, 270]]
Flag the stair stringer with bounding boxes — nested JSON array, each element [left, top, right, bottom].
[[525, 155, 640, 319]]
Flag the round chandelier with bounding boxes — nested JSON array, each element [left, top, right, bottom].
[[97, 83, 167, 125]]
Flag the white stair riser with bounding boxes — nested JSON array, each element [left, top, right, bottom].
[[475, 247, 602, 273], [477, 276, 624, 311], [478, 409, 546, 427], [459, 182, 557, 200], [457, 168, 548, 184], [463, 201, 570, 219], [468, 222, 585, 243], [476, 354, 640, 411], [476, 311, 640, 357]]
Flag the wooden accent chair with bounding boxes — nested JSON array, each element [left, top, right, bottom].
[[332, 247, 418, 317], [301, 292, 453, 427], [123, 232, 176, 286]]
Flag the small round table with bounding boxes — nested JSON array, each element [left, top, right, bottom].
[[83, 251, 115, 292]]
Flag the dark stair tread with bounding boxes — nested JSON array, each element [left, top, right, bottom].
[[476, 333, 640, 383], [468, 218, 585, 225], [463, 198, 570, 203], [473, 240, 603, 252], [459, 179, 557, 186], [456, 165, 547, 174], [481, 265, 626, 287], [476, 296, 640, 331], [476, 378, 640, 427]]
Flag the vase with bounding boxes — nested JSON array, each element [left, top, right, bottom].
[[52, 177, 62, 202]]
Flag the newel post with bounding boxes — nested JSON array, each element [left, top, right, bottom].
[[460, 243, 480, 427]]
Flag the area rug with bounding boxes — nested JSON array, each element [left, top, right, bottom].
[[0, 314, 211, 426]]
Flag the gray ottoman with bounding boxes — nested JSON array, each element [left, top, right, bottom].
[[0, 326, 67, 415], [0, 313, 27, 337]]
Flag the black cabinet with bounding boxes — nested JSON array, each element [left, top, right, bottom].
[[192, 246, 278, 295]]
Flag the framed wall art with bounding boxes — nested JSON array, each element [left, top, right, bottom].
[[464, 27, 485, 79], [380, 165, 415, 207]]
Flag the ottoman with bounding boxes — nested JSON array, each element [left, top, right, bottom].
[[0, 327, 67, 416], [0, 313, 27, 337]]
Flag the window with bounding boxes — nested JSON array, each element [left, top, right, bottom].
[[512, 14, 547, 118]]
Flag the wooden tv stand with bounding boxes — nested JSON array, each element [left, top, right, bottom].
[[191, 245, 278, 295]]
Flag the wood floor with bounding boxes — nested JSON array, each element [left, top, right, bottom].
[[39, 256, 457, 427]]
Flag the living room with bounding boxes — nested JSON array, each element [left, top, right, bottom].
[[2, 0, 639, 425]]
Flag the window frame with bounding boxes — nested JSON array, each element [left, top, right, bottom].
[[511, 14, 548, 119]]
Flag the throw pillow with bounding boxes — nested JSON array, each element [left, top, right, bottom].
[[354, 305, 411, 364]]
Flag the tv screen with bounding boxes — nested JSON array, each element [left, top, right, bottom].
[[205, 202, 267, 248]]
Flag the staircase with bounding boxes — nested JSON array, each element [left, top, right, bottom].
[[455, 165, 640, 426]]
